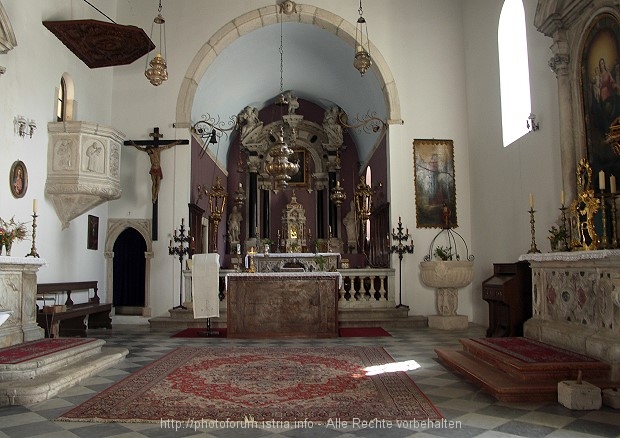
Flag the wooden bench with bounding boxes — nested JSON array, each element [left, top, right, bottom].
[[36, 281, 111, 338]]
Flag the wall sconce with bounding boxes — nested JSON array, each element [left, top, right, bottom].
[[527, 113, 539, 132], [15, 116, 36, 138]]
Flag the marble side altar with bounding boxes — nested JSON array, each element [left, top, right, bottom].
[[519, 250, 620, 379], [226, 272, 340, 338], [0, 256, 47, 347], [246, 252, 340, 273]]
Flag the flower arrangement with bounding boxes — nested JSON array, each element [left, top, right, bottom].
[[0, 216, 28, 255], [548, 225, 568, 252]]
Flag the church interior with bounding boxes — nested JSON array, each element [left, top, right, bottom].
[[1, 0, 620, 436]]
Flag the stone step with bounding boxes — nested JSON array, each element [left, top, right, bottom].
[[0, 339, 107, 381], [458, 338, 611, 381], [0, 346, 128, 406], [435, 347, 560, 402]]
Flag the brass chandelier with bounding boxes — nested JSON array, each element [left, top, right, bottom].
[[265, 9, 299, 190], [353, 0, 372, 76]]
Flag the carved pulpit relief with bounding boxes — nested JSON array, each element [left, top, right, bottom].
[[281, 191, 307, 252]]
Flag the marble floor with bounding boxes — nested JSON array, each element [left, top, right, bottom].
[[1, 324, 619, 438]]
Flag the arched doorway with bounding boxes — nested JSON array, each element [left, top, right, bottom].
[[113, 227, 146, 314], [105, 219, 153, 317]]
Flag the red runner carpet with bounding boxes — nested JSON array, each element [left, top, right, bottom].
[[0, 338, 96, 364], [469, 337, 599, 363], [171, 327, 391, 338], [59, 346, 441, 424]]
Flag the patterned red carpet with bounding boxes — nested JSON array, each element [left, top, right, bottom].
[[0, 338, 96, 364], [171, 327, 391, 338], [59, 346, 441, 424], [469, 337, 599, 363]]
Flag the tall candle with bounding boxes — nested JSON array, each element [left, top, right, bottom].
[[529, 193, 534, 208], [599, 170, 606, 190], [561, 190, 565, 206], [32, 198, 37, 213], [611, 175, 617, 194]]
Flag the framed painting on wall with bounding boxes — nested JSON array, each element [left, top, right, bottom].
[[289, 149, 308, 187], [581, 13, 620, 187], [87, 215, 99, 250], [413, 139, 457, 228], [9, 160, 27, 198]]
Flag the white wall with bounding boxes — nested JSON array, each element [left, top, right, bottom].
[[1, 1, 566, 324], [463, 0, 562, 324], [0, 0, 115, 304]]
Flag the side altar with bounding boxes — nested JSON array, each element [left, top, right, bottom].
[[519, 250, 620, 379]]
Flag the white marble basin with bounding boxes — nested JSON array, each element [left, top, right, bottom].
[[420, 260, 474, 289]]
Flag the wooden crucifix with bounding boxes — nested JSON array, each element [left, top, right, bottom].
[[124, 127, 189, 240]]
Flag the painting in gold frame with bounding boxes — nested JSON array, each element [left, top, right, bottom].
[[580, 13, 620, 186], [9, 160, 28, 199], [288, 149, 308, 187], [413, 139, 457, 228]]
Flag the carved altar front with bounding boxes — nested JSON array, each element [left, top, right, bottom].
[[226, 272, 339, 338], [520, 250, 620, 379]]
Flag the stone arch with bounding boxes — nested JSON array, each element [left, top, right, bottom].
[[105, 219, 153, 317], [175, 3, 401, 127]]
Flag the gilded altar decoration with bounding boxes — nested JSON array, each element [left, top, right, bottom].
[[570, 158, 600, 250]]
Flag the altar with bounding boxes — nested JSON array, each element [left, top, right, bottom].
[[226, 272, 340, 338], [248, 252, 339, 272], [519, 250, 620, 379]]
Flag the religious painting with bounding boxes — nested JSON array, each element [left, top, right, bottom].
[[581, 13, 620, 186], [413, 139, 457, 228], [9, 160, 27, 198], [289, 149, 308, 186], [87, 215, 99, 250]]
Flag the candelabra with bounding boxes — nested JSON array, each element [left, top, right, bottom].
[[390, 216, 414, 309], [25, 212, 40, 258], [527, 207, 541, 254], [168, 219, 191, 310]]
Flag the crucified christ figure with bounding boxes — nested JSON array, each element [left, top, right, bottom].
[[131, 141, 183, 203]]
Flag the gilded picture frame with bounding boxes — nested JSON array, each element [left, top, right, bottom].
[[9, 160, 28, 198], [288, 149, 308, 187], [580, 13, 620, 185], [413, 139, 457, 228]]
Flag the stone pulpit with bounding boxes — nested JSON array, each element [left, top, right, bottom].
[[281, 191, 307, 252]]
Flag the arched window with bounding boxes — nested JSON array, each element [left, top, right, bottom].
[[55, 73, 75, 121], [56, 76, 66, 121], [498, 0, 532, 147]]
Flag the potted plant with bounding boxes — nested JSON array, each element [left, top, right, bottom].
[[548, 225, 568, 252], [262, 238, 273, 254], [433, 245, 454, 261], [0, 216, 28, 256], [314, 254, 326, 271]]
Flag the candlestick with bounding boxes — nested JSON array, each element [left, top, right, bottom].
[[390, 216, 414, 309], [559, 205, 569, 252], [611, 175, 617, 194], [560, 190, 565, 206], [599, 170, 606, 191], [600, 193, 609, 249], [168, 220, 191, 310], [25, 212, 40, 258], [32, 198, 37, 213], [527, 207, 541, 253], [610, 192, 619, 248], [529, 193, 534, 209]]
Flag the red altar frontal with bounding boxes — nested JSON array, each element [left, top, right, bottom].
[[225, 272, 340, 338]]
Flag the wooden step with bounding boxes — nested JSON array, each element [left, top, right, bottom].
[[459, 338, 610, 382], [435, 347, 561, 402]]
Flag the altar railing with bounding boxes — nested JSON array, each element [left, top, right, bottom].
[[185, 267, 396, 310]]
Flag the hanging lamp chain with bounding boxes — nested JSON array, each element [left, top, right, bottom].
[[358, 0, 364, 18], [280, 17, 284, 94], [158, 0, 163, 13]]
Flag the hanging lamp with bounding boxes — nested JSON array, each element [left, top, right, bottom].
[[353, 0, 372, 76], [145, 0, 168, 86]]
